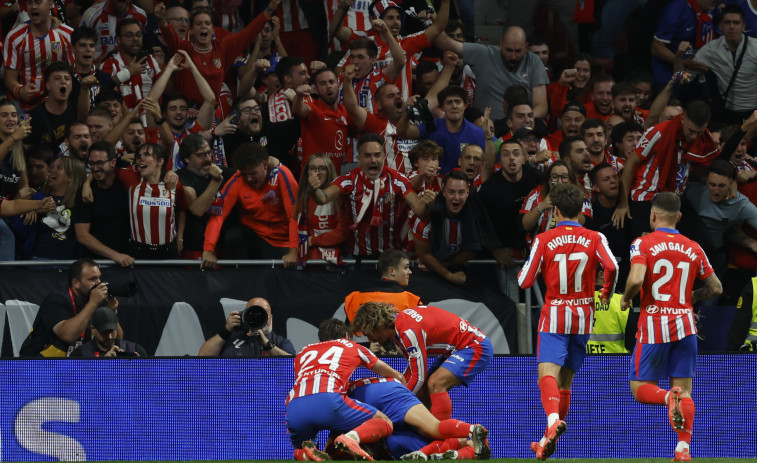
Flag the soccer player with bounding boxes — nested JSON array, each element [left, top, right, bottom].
[[347, 377, 490, 460], [620, 192, 722, 462], [351, 302, 493, 421], [286, 318, 404, 461], [518, 183, 618, 460]]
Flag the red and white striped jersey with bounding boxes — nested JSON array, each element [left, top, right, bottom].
[[520, 185, 593, 240], [214, 0, 244, 33], [335, 166, 413, 256], [412, 214, 461, 249], [362, 112, 417, 175], [100, 52, 162, 110], [3, 22, 74, 109], [117, 168, 187, 245], [287, 338, 377, 405], [276, 0, 309, 32], [518, 221, 618, 335], [393, 305, 487, 393], [629, 228, 714, 344], [339, 68, 390, 114], [408, 171, 443, 193], [80, 1, 147, 63], [343, 29, 430, 101], [324, 0, 371, 34]]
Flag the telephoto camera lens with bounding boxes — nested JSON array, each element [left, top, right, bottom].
[[239, 305, 268, 331]]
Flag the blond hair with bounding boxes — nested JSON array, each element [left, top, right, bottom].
[[351, 302, 397, 335]]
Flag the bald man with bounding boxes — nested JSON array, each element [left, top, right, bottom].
[[433, 26, 549, 120], [198, 297, 295, 356]]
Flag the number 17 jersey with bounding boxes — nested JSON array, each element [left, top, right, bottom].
[[630, 228, 714, 344], [518, 221, 618, 334]]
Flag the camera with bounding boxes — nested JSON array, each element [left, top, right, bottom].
[[405, 97, 435, 132], [98, 282, 137, 298], [238, 305, 268, 331]]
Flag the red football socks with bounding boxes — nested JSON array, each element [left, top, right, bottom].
[[558, 390, 571, 420], [353, 418, 392, 443], [438, 419, 471, 438], [419, 438, 459, 455], [678, 397, 695, 443], [430, 392, 453, 420], [539, 375, 560, 416], [457, 446, 476, 459], [635, 384, 667, 405]]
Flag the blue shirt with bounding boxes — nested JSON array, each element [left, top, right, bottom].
[[418, 118, 485, 174], [652, 0, 707, 83]]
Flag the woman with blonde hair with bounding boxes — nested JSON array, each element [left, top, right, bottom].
[[294, 153, 349, 266], [0, 98, 31, 260], [14, 156, 86, 259]]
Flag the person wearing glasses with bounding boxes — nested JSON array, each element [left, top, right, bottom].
[[521, 160, 593, 245], [101, 18, 163, 111], [74, 141, 134, 266], [176, 134, 235, 259]]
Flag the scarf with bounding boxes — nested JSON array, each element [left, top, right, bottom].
[[686, 0, 714, 48], [353, 166, 393, 230], [573, 0, 595, 24], [652, 113, 719, 194], [268, 89, 294, 123], [296, 206, 309, 264]]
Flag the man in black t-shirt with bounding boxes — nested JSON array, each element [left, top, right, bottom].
[[29, 62, 79, 155], [587, 162, 632, 291], [20, 258, 117, 357], [176, 134, 235, 259], [478, 138, 543, 303], [73, 141, 133, 266]]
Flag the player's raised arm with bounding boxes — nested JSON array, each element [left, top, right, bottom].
[[621, 261, 646, 310], [596, 233, 619, 302], [399, 329, 428, 394]]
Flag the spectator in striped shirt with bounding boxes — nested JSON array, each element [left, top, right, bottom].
[[79, 0, 147, 63], [101, 18, 162, 111], [309, 132, 436, 257], [3, 0, 74, 110]]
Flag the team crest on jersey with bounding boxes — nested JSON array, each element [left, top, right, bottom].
[[406, 346, 421, 358], [262, 190, 279, 205], [214, 59, 222, 68], [162, 189, 170, 198], [51, 41, 60, 52]]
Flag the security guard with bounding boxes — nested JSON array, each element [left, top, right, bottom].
[[728, 276, 757, 351], [586, 290, 630, 354]]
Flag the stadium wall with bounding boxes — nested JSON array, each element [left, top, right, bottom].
[[1, 354, 754, 461]]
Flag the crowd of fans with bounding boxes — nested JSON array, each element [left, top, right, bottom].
[[2, 0, 757, 318]]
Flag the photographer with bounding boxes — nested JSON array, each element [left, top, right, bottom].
[[198, 297, 295, 357], [70, 306, 147, 357], [19, 258, 122, 357]]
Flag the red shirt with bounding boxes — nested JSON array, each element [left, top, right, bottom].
[[204, 165, 299, 251], [160, 11, 268, 112], [629, 228, 714, 344], [287, 338, 377, 405], [80, 0, 147, 63], [392, 305, 487, 393], [300, 99, 351, 173], [518, 221, 618, 335]]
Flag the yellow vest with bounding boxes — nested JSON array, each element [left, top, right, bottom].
[[586, 291, 629, 354], [735, 278, 757, 350]]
